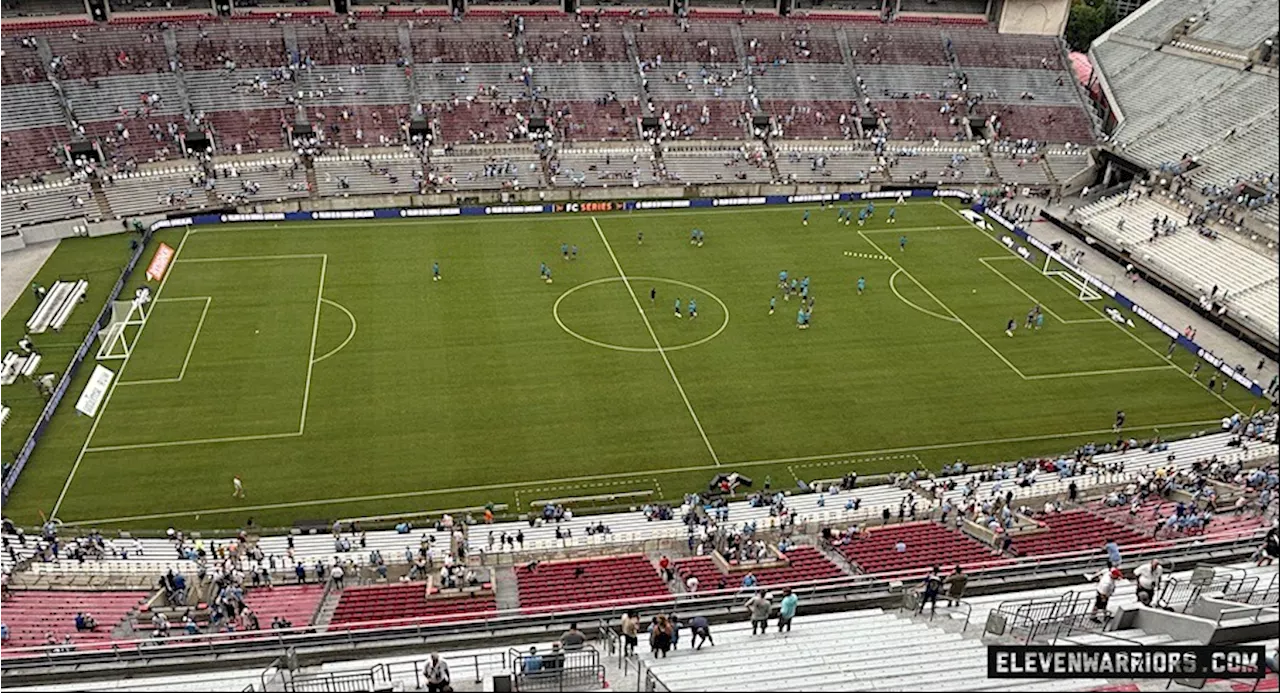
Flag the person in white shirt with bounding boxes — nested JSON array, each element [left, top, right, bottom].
[[1133, 559, 1162, 606], [685, 575, 699, 593], [423, 652, 451, 692], [1091, 567, 1121, 622]]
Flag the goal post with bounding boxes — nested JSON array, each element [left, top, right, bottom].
[[1041, 253, 1102, 302], [96, 293, 150, 360]]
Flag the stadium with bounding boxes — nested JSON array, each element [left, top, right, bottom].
[[0, 0, 1276, 688]]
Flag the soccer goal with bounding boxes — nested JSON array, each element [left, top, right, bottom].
[[96, 288, 151, 360], [1041, 253, 1103, 302]]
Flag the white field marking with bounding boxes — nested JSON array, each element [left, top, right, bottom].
[[85, 430, 303, 453], [1024, 365, 1182, 380], [155, 296, 214, 302], [300, 255, 327, 434], [513, 478, 664, 510], [977, 257, 1071, 325], [889, 269, 960, 323], [860, 225, 968, 234], [116, 296, 212, 386], [50, 227, 193, 520], [552, 276, 730, 353], [62, 418, 1230, 526], [312, 297, 357, 365], [858, 229, 1028, 379], [177, 253, 327, 263], [934, 202, 1245, 413], [592, 216, 721, 466]]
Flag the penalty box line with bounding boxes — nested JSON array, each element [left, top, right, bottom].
[[934, 202, 1240, 410], [66, 254, 327, 480], [60, 418, 1231, 526], [115, 296, 212, 386]]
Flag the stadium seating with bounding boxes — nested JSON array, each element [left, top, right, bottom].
[[241, 584, 325, 628], [0, 590, 149, 652], [515, 554, 672, 613], [837, 521, 1008, 578], [673, 546, 847, 591], [1007, 510, 1153, 558], [328, 581, 497, 629]]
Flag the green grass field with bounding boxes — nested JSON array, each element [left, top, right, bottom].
[[1, 200, 1262, 531]]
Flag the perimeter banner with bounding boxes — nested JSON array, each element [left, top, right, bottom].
[[145, 242, 176, 281]]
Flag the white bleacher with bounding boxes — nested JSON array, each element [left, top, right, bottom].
[[26, 279, 88, 334], [1, 405, 10, 428], [213, 157, 310, 203], [101, 166, 208, 217], [640, 609, 1102, 692], [424, 153, 545, 192], [660, 144, 772, 185], [552, 146, 657, 188], [1, 351, 43, 386], [314, 152, 426, 196], [1074, 194, 1280, 339], [774, 143, 880, 183], [1, 178, 94, 231]]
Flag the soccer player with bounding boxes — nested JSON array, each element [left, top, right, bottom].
[[803, 209, 810, 226], [689, 298, 698, 320], [1035, 312, 1045, 330], [837, 207, 847, 224], [801, 276, 810, 291], [1025, 308, 1037, 329], [432, 261, 441, 281], [779, 270, 788, 288], [857, 209, 868, 227], [865, 201, 875, 219], [1113, 410, 1125, 432], [899, 235, 908, 252], [888, 207, 897, 224], [691, 229, 698, 245], [800, 285, 809, 301], [650, 287, 657, 306], [789, 278, 798, 299], [807, 296, 815, 313], [232, 476, 244, 498], [539, 262, 549, 280], [769, 296, 776, 315], [674, 298, 682, 318], [896, 191, 906, 205], [696, 229, 704, 247], [637, 231, 644, 245], [570, 245, 578, 260], [561, 243, 569, 260], [797, 309, 806, 329], [857, 276, 866, 295], [1190, 361, 1202, 379], [545, 267, 553, 284], [1006, 318, 1016, 337]]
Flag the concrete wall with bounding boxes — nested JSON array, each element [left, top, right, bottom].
[[999, 0, 1070, 36]]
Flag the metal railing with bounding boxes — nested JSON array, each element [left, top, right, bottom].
[[1215, 604, 1280, 626], [509, 646, 603, 692], [985, 590, 1094, 644], [1051, 611, 1142, 646]]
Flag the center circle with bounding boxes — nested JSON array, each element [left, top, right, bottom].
[[553, 276, 730, 353]]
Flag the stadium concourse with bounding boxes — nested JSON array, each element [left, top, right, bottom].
[[2, 0, 1280, 690]]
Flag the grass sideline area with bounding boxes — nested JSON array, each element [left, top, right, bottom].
[[1, 200, 1262, 531]]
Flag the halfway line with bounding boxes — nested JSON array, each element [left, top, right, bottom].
[[591, 217, 721, 466]]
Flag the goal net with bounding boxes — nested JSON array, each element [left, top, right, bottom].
[[1041, 253, 1102, 302], [96, 293, 149, 360]]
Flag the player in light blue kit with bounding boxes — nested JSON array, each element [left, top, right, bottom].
[[561, 243, 569, 260], [857, 276, 866, 295], [432, 261, 441, 281], [539, 262, 548, 279], [899, 235, 908, 252], [888, 207, 897, 224], [803, 209, 810, 226], [674, 298, 682, 318], [857, 209, 868, 227], [769, 296, 776, 315], [688, 298, 698, 320], [797, 309, 806, 329]]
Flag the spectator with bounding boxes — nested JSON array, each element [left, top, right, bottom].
[[423, 653, 451, 693], [685, 574, 699, 593], [917, 567, 943, 616], [650, 614, 674, 657], [74, 612, 97, 632], [944, 566, 968, 606], [1104, 538, 1122, 567], [745, 590, 771, 635], [1134, 559, 1163, 606], [560, 622, 586, 650], [331, 563, 345, 590], [522, 646, 543, 673], [659, 555, 673, 582], [620, 611, 639, 656], [690, 615, 713, 650], [1090, 567, 1122, 623], [778, 589, 799, 632], [545, 643, 565, 671], [742, 572, 757, 588]]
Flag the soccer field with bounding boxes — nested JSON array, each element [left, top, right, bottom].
[[3, 200, 1262, 530]]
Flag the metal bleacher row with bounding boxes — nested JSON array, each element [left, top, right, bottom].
[[1074, 193, 1280, 341]]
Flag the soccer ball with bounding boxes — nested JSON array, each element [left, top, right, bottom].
[[844, 251, 851, 256], [972, 289, 977, 293]]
